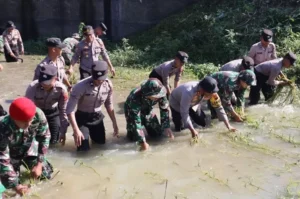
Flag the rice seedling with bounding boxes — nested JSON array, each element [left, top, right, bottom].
[[144, 171, 167, 184], [75, 160, 101, 177], [243, 177, 270, 193], [196, 166, 230, 188]]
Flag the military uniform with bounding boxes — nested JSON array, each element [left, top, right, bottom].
[[169, 80, 228, 131], [0, 107, 53, 189], [248, 29, 277, 65], [67, 61, 114, 151], [2, 21, 24, 62], [71, 27, 110, 80], [210, 71, 256, 116], [124, 78, 170, 144], [26, 64, 69, 144], [62, 33, 80, 66]]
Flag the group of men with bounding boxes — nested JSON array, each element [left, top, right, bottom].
[[0, 20, 297, 196]]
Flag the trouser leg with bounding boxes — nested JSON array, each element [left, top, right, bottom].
[[141, 111, 162, 137], [189, 108, 206, 127], [46, 115, 60, 144], [88, 121, 106, 144], [170, 107, 182, 131]]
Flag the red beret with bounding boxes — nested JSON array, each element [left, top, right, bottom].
[[9, 97, 36, 121]]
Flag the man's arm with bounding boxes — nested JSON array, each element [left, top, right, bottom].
[[17, 30, 24, 54], [33, 109, 50, 163], [248, 45, 256, 60], [25, 83, 36, 102], [3, 33, 12, 55], [58, 86, 69, 136], [159, 96, 171, 129], [104, 81, 118, 136], [271, 44, 277, 59], [69, 43, 81, 73]]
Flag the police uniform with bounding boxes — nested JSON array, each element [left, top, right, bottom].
[[2, 21, 24, 62], [249, 52, 297, 104], [94, 23, 108, 38], [210, 70, 256, 117], [169, 78, 228, 131], [62, 33, 80, 66], [124, 78, 170, 144], [33, 38, 67, 83], [0, 98, 53, 189], [26, 64, 69, 144], [248, 29, 277, 65], [66, 61, 113, 151], [71, 26, 110, 80], [220, 56, 254, 72], [149, 51, 188, 93]]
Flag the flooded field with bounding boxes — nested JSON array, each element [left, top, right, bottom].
[[0, 56, 299, 199]]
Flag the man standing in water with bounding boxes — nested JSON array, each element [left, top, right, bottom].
[[33, 38, 72, 91], [249, 52, 297, 105], [68, 26, 116, 80], [67, 60, 119, 151], [169, 77, 236, 137], [248, 29, 277, 65], [0, 97, 53, 196], [26, 64, 69, 144], [124, 78, 174, 151], [2, 21, 24, 62], [149, 51, 188, 98]]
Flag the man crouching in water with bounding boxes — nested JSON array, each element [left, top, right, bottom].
[[0, 97, 53, 196]]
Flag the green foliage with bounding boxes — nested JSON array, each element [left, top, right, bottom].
[[78, 22, 85, 38], [189, 63, 219, 79], [23, 39, 47, 55]]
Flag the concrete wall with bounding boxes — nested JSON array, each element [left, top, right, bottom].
[[0, 0, 198, 41]]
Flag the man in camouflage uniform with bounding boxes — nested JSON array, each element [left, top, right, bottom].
[[210, 70, 256, 121], [248, 29, 277, 65], [124, 78, 174, 151], [2, 21, 24, 62], [33, 38, 72, 91], [68, 26, 116, 80], [220, 56, 254, 72], [26, 64, 69, 144], [0, 97, 53, 196], [170, 77, 236, 138], [62, 33, 80, 66]]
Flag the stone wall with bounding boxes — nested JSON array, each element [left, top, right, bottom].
[[0, 0, 197, 40]]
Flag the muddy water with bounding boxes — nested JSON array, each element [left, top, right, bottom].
[[0, 56, 300, 199]]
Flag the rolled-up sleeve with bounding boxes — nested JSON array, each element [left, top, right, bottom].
[[35, 109, 50, 163], [180, 92, 193, 128], [104, 81, 114, 110], [58, 87, 69, 135], [66, 84, 83, 114]]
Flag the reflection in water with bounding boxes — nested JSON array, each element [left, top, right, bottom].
[[0, 58, 299, 199]]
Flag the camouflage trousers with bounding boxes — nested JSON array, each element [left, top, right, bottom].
[[62, 52, 73, 66], [11, 156, 53, 181], [124, 105, 163, 144]]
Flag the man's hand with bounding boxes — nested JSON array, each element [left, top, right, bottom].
[[59, 134, 66, 145], [233, 114, 243, 122], [228, 125, 237, 132], [191, 129, 198, 138], [140, 142, 150, 151], [73, 129, 84, 147], [31, 162, 43, 179], [66, 66, 74, 75], [10, 52, 16, 58], [14, 184, 30, 196], [20, 50, 24, 55], [164, 128, 174, 139], [0, 64, 3, 71], [112, 123, 119, 138], [110, 67, 116, 77]]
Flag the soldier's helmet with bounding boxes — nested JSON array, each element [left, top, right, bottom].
[[141, 78, 167, 98], [238, 70, 256, 86]]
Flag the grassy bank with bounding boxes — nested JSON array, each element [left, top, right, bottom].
[[23, 0, 300, 83]]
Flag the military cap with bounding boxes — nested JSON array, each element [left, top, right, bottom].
[[176, 51, 189, 63], [141, 78, 167, 98], [261, 29, 273, 42], [38, 64, 58, 83], [199, 76, 219, 93], [83, 25, 94, 35], [46, 38, 66, 49], [241, 56, 254, 69], [92, 61, 108, 80], [6, 21, 15, 28], [95, 23, 108, 35], [284, 52, 297, 65], [238, 69, 256, 86], [72, 33, 80, 39]]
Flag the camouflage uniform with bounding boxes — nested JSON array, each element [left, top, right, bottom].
[[124, 79, 170, 144], [62, 37, 79, 66], [0, 108, 53, 189], [211, 70, 255, 112]]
